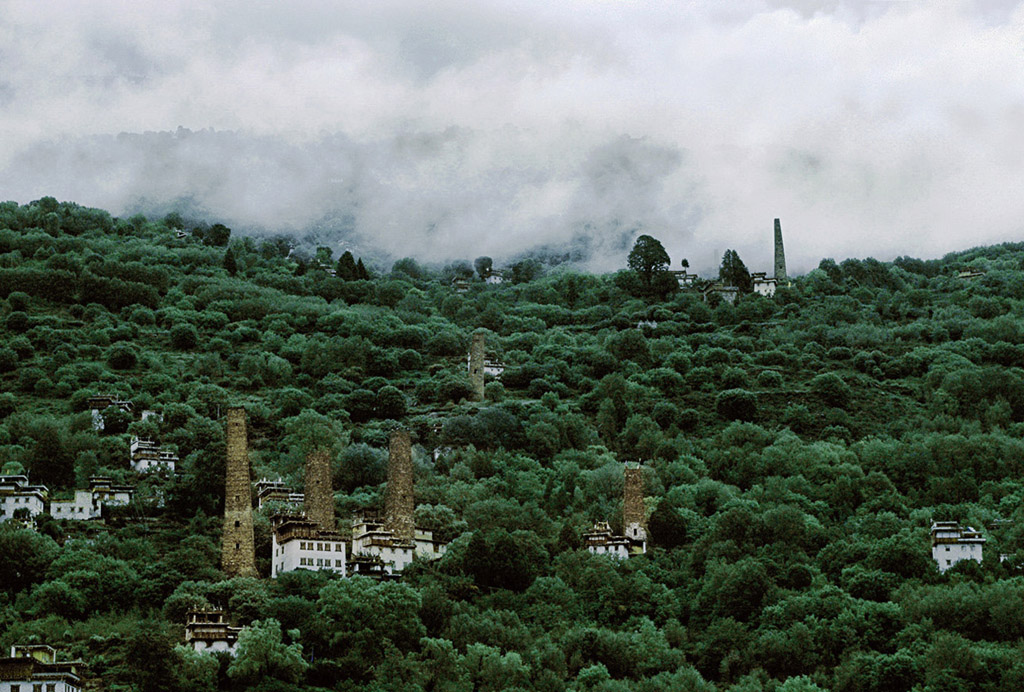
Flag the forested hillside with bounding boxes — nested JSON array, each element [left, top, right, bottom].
[[3, 197, 1024, 691]]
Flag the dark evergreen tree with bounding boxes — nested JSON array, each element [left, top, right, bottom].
[[336, 251, 357, 280], [627, 234, 671, 287], [356, 258, 370, 279], [719, 249, 752, 292], [223, 248, 237, 276]]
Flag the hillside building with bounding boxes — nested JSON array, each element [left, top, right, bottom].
[[270, 449, 345, 578], [184, 610, 244, 656], [348, 430, 448, 576], [702, 283, 738, 305], [484, 269, 506, 284], [957, 268, 986, 280], [0, 475, 48, 523], [751, 272, 777, 297], [582, 522, 632, 558], [584, 463, 647, 559], [49, 477, 133, 521], [271, 514, 346, 577], [932, 521, 986, 572], [88, 395, 133, 431], [255, 478, 304, 510], [129, 437, 178, 474], [350, 514, 447, 576], [668, 270, 700, 288], [0, 645, 83, 692]]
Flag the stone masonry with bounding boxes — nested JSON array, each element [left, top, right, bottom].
[[304, 448, 335, 532], [469, 333, 486, 402], [221, 407, 257, 578], [384, 429, 415, 543], [623, 465, 646, 530], [774, 218, 787, 282]]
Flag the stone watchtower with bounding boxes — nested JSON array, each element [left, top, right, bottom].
[[623, 465, 646, 532], [384, 429, 415, 543], [304, 448, 335, 532], [774, 218, 787, 282], [221, 407, 257, 578], [469, 333, 486, 402], [623, 463, 648, 552]]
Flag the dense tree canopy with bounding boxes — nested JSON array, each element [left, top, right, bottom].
[[1, 198, 1024, 691]]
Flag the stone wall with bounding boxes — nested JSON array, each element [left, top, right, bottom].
[[385, 429, 415, 542], [623, 466, 646, 529], [774, 218, 787, 282], [221, 407, 257, 578], [469, 333, 486, 402], [304, 448, 335, 532]]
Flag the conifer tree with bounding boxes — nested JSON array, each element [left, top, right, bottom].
[[223, 248, 237, 276]]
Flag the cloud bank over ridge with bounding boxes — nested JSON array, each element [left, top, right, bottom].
[[3, 0, 1024, 272]]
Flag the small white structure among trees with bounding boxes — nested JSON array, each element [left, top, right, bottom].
[[931, 521, 986, 572]]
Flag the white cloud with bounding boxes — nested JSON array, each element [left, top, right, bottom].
[[2, 0, 1024, 272]]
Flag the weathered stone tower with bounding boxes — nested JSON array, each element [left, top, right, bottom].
[[623, 463, 648, 552], [774, 218, 787, 281], [623, 464, 646, 533], [384, 429, 415, 543], [469, 333, 486, 402], [222, 407, 257, 578], [304, 448, 334, 532]]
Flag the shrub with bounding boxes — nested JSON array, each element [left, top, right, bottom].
[[107, 343, 138, 370], [810, 372, 852, 408], [170, 323, 199, 350], [716, 389, 757, 421]]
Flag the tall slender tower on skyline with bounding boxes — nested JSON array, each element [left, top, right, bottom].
[[774, 218, 787, 282], [304, 448, 334, 532], [384, 429, 415, 543], [222, 407, 257, 578]]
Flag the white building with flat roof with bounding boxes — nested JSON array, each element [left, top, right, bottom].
[[582, 522, 632, 559], [49, 477, 134, 521], [0, 645, 83, 692], [932, 521, 986, 572], [0, 476, 48, 523], [350, 515, 448, 576], [129, 437, 178, 473], [184, 610, 243, 656], [751, 272, 778, 297], [271, 515, 346, 578]]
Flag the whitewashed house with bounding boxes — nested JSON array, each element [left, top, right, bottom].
[[931, 521, 986, 572]]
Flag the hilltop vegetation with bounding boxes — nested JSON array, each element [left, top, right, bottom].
[[3, 197, 1024, 691]]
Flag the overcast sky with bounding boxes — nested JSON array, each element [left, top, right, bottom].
[[3, 0, 1024, 272]]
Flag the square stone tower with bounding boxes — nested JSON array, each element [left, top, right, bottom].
[[623, 464, 646, 532], [384, 429, 415, 543], [222, 407, 257, 578], [304, 448, 335, 532], [469, 333, 486, 402], [774, 218, 787, 282]]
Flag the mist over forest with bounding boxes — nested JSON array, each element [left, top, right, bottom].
[[0, 127, 694, 273], [6, 1, 1024, 274]]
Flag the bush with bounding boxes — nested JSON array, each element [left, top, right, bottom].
[[756, 370, 784, 388], [170, 323, 199, 350], [5, 311, 30, 332], [715, 389, 757, 421], [107, 343, 138, 370], [7, 291, 30, 311], [810, 372, 852, 408]]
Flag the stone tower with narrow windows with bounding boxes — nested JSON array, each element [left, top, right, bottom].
[[469, 333, 486, 402], [221, 407, 257, 577], [384, 429, 415, 542], [304, 448, 334, 532], [774, 218, 787, 282]]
